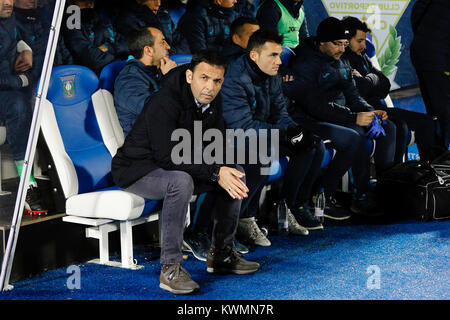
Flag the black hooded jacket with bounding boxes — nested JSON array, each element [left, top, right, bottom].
[[343, 48, 391, 108], [175, 0, 237, 53], [283, 37, 374, 126]]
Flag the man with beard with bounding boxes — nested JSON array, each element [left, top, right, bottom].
[[284, 17, 397, 216]]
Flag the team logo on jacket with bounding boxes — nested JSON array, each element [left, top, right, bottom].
[[61, 75, 76, 98]]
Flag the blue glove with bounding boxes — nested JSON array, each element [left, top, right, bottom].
[[366, 115, 386, 139]]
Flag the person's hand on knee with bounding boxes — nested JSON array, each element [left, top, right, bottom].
[[217, 166, 248, 200]]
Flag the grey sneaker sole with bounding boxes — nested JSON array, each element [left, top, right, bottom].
[[159, 282, 198, 294], [305, 225, 324, 231], [182, 240, 207, 262], [206, 266, 259, 275], [254, 240, 271, 247], [324, 213, 351, 220], [288, 229, 309, 236]]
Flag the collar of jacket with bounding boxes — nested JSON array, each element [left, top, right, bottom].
[[279, 0, 304, 18], [13, 7, 38, 21], [208, 3, 235, 18], [131, 59, 162, 78], [80, 8, 99, 25], [245, 54, 271, 83]]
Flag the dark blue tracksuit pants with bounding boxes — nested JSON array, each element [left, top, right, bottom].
[[0, 89, 32, 161]]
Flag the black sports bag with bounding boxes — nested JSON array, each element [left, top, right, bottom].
[[377, 159, 450, 221]]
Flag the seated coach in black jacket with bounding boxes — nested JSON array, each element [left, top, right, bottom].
[[112, 50, 259, 295]]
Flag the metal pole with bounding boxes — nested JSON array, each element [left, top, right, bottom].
[[0, 0, 67, 291]]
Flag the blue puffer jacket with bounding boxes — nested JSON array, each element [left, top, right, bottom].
[[63, 8, 128, 75], [176, 1, 237, 53], [0, 14, 26, 90], [283, 37, 374, 126], [14, 7, 73, 81], [114, 59, 163, 136], [221, 54, 297, 138], [115, 3, 189, 55]]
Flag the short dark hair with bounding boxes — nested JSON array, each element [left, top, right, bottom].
[[127, 27, 155, 59], [189, 50, 228, 74], [230, 16, 260, 37], [342, 16, 372, 39], [247, 29, 283, 52]]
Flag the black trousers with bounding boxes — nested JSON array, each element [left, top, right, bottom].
[[415, 70, 450, 150], [386, 107, 436, 162]]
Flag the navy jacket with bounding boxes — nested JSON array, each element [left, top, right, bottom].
[[343, 49, 391, 108], [114, 59, 163, 136], [221, 40, 246, 63], [115, 2, 189, 55], [221, 54, 297, 138], [63, 8, 128, 75], [410, 0, 450, 71], [112, 64, 227, 189], [176, 1, 237, 53], [0, 14, 27, 90], [14, 7, 73, 81], [284, 37, 374, 126]]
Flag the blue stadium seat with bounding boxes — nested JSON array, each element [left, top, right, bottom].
[[40, 65, 167, 269], [266, 156, 289, 184], [281, 46, 295, 66], [170, 54, 193, 65], [321, 146, 335, 168], [99, 60, 127, 93], [266, 146, 335, 184]]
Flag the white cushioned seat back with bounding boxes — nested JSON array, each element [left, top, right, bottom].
[[40, 99, 79, 198]]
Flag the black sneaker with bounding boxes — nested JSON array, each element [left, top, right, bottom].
[[159, 264, 200, 294], [183, 231, 211, 262], [350, 192, 384, 217], [324, 196, 351, 220], [206, 246, 260, 275], [25, 186, 48, 216], [295, 205, 323, 230]]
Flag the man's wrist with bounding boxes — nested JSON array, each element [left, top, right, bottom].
[[211, 165, 221, 182]]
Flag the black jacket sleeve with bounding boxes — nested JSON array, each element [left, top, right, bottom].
[[411, 0, 432, 33], [178, 11, 208, 53], [256, 1, 281, 33], [283, 63, 358, 126]]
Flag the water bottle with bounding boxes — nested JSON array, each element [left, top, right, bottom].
[[314, 189, 325, 224], [277, 198, 288, 234]]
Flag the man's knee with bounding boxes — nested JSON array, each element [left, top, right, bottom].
[[3, 91, 31, 121], [167, 171, 194, 198]]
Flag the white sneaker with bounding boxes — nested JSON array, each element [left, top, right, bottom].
[[287, 211, 309, 236], [237, 217, 271, 246]]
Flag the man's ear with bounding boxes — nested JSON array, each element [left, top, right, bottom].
[[249, 50, 258, 63], [185, 69, 193, 84], [232, 34, 241, 46]]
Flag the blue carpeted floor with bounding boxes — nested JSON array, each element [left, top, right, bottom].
[[1, 217, 448, 300]]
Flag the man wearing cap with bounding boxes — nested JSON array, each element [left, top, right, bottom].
[[284, 17, 397, 217]]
